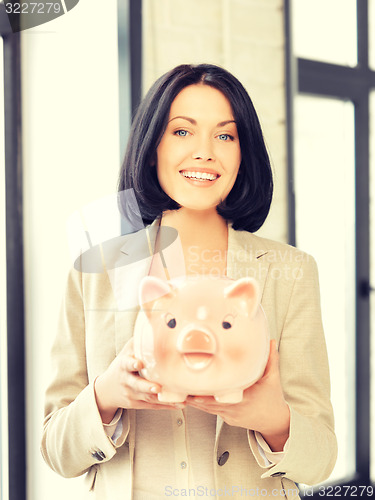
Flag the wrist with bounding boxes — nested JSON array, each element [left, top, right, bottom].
[[94, 376, 118, 424], [258, 403, 290, 452]]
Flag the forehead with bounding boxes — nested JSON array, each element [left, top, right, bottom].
[[169, 84, 234, 120]]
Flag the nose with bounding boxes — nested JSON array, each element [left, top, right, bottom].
[[192, 152, 213, 161], [177, 329, 216, 354], [192, 137, 214, 161]]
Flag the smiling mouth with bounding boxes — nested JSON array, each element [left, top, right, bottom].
[[180, 170, 219, 181]]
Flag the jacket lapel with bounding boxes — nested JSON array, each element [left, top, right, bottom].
[[112, 220, 160, 354], [216, 225, 270, 440], [227, 225, 270, 301]]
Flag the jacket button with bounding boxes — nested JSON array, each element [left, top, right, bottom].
[[91, 450, 106, 461], [218, 451, 229, 466], [271, 472, 286, 477]]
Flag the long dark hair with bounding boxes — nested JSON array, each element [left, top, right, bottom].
[[118, 64, 273, 232]]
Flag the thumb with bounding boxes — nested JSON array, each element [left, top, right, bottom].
[[262, 339, 279, 378], [119, 336, 134, 355]]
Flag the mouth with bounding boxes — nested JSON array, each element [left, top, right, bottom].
[[179, 170, 220, 182], [183, 353, 214, 370]]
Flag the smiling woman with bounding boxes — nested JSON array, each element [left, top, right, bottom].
[[41, 63, 337, 499]]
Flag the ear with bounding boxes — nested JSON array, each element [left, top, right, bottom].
[[139, 276, 172, 307], [223, 277, 260, 318]]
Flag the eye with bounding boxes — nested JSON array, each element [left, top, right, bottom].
[[218, 133, 233, 141], [165, 313, 177, 329], [174, 129, 189, 137], [222, 314, 235, 330]]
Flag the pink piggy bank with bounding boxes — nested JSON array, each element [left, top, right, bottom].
[[134, 276, 270, 403]]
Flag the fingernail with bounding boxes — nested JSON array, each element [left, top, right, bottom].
[[150, 386, 159, 394], [133, 361, 139, 370], [194, 398, 204, 403]]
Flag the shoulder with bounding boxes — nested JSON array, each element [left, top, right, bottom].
[[230, 226, 315, 266]]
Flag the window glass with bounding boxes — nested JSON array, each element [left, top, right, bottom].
[[0, 34, 9, 500], [370, 90, 375, 482], [294, 95, 356, 482], [292, 0, 357, 67]]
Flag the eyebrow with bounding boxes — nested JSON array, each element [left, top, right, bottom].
[[168, 116, 236, 127]]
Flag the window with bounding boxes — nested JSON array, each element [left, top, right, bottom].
[[287, 0, 375, 491], [294, 95, 356, 482]]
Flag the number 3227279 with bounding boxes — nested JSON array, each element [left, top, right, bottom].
[[5, 3, 62, 15], [312, 485, 374, 497]]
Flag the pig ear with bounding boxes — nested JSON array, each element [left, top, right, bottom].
[[223, 277, 260, 318], [139, 276, 172, 306]]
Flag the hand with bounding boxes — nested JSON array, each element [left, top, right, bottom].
[[94, 337, 180, 423], [185, 339, 290, 451]]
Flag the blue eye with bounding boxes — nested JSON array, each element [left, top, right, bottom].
[[218, 134, 233, 141], [175, 130, 188, 137]]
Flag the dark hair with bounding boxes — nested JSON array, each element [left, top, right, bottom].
[[118, 63, 273, 232]]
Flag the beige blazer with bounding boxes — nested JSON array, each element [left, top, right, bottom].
[[41, 221, 337, 499]]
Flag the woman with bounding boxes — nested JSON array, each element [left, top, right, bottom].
[[42, 64, 337, 499]]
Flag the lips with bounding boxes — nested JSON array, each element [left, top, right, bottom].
[[179, 169, 220, 182], [183, 353, 214, 370]]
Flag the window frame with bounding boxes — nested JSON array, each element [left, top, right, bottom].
[[285, 0, 374, 493], [118, 0, 142, 235], [0, 2, 26, 500]]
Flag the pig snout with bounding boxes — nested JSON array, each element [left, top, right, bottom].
[[177, 328, 216, 354], [176, 328, 216, 371]]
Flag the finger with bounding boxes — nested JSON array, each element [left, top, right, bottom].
[[126, 370, 162, 395], [122, 355, 144, 373], [185, 396, 217, 405], [185, 396, 227, 412], [262, 339, 279, 378], [185, 400, 224, 416], [119, 336, 134, 355], [132, 401, 183, 410]]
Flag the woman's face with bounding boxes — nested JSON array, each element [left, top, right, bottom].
[[156, 84, 241, 212]]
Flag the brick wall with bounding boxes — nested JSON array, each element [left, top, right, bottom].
[[143, 0, 287, 242]]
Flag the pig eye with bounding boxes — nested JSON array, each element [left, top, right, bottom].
[[165, 314, 176, 329], [222, 314, 234, 330]]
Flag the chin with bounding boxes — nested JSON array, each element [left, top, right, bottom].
[[175, 197, 222, 212]]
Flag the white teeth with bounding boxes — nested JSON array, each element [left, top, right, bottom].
[[181, 171, 218, 181]]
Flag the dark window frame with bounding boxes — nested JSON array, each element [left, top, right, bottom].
[[118, 0, 142, 236], [285, 0, 374, 494], [0, 3, 26, 500]]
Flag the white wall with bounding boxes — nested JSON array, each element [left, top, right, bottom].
[[21, 1, 120, 498], [143, 0, 288, 242]]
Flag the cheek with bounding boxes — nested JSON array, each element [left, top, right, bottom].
[[223, 343, 248, 363], [219, 332, 251, 362], [154, 331, 177, 361]]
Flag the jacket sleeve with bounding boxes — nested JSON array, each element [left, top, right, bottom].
[[248, 256, 337, 485], [40, 268, 129, 478]]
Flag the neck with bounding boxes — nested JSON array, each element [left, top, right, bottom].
[[160, 207, 228, 248]]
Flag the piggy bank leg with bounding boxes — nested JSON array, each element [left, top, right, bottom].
[[158, 391, 187, 403], [214, 391, 243, 404]]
